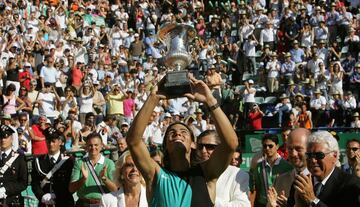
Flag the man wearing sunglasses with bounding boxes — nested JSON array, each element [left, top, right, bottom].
[[250, 134, 293, 207], [292, 131, 360, 207], [342, 139, 360, 177], [196, 130, 251, 207]]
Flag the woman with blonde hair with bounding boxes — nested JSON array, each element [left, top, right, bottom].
[[100, 151, 148, 207]]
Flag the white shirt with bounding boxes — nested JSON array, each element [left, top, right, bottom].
[[100, 185, 148, 207], [40, 66, 59, 83], [38, 92, 57, 117], [310, 96, 327, 110], [49, 151, 61, 162], [96, 122, 111, 145], [342, 97, 357, 109], [260, 28, 276, 45], [215, 166, 251, 207], [143, 122, 162, 145]]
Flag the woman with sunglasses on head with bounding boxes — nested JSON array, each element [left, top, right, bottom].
[[249, 134, 293, 207], [126, 76, 238, 206], [18, 86, 33, 115], [100, 151, 148, 207]]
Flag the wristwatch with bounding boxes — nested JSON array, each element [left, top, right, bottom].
[[310, 198, 320, 207], [101, 176, 108, 182]]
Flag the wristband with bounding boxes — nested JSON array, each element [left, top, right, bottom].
[[208, 102, 220, 111]]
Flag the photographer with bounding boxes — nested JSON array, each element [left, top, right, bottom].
[[248, 104, 264, 130]]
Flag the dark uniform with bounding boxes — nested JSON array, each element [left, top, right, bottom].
[[31, 128, 74, 207], [0, 125, 28, 207]]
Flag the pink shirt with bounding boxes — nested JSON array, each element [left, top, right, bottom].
[[123, 98, 135, 118]]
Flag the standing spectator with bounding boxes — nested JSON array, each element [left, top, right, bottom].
[[123, 90, 136, 124], [243, 35, 258, 75], [193, 108, 207, 134], [40, 57, 59, 89], [37, 83, 60, 124], [266, 52, 281, 93], [278, 128, 291, 160], [106, 84, 125, 123], [248, 104, 264, 130], [205, 65, 223, 104], [249, 134, 293, 207], [342, 139, 360, 176], [69, 133, 117, 206], [260, 21, 276, 51], [350, 63, 360, 99], [78, 83, 95, 125], [291, 131, 360, 207], [31, 127, 75, 207], [268, 128, 311, 206], [1, 84, 25, 117]]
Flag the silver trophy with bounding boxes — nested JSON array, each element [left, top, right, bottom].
[[158, 23, 196, 96]]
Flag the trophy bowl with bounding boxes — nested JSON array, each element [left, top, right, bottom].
[[158, 23, 196, 96]]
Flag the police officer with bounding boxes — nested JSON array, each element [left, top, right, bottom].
[[0, 125, 27, 207], [31, 127, 74, 207]]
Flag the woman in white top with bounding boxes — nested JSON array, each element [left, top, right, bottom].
[[101, 151, 148, 207], [330, 62, 344, 97], [78, 83, 95, 124]]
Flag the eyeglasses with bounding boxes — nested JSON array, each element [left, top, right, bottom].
[[306, 151, 333, 160], [347, 147, 359, 152], [263, 144, 274, 149], [198, 143, 217, 150]]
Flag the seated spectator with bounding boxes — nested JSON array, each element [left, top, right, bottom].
[[351, 112, 360, 128], [295, 103, 313, 129], [275, 94, 292, 127], [310, 89, 327, 127]]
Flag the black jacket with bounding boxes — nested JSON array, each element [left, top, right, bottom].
[[31, 154, 74, 207], [0, 150, 28, 206], [287, 167, 360, 207]]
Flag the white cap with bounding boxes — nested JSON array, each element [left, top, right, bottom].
[[248, 79, 254, 84], [172, 111, 180, 116], [134, 33, 139, 37], [164, 112, 172, 118], [121, 122, 129, 126], [152, 66, 158, 71]]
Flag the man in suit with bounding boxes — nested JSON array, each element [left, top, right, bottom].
[[289, 131, 360, 207], [267, 128, 311, 207], [0, 124, 28, 206], [31, 127, 75, 207]]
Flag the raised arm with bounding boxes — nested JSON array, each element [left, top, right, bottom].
[[126, 93, 160, 183], [185, 77, 238, 181]]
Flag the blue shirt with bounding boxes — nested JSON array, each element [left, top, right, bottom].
[[150, 168, 192, 207], [290, 48, 305, 63]]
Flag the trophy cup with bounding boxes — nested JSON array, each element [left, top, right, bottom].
[[158, 23, 196, 96]]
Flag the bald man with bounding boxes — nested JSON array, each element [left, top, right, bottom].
[[267, 128, 311, 207]]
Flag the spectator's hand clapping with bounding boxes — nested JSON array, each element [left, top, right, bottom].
[[81, 163, 89, 180]]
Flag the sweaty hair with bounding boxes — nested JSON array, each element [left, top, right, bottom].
[[162, 122, 195, 169]]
